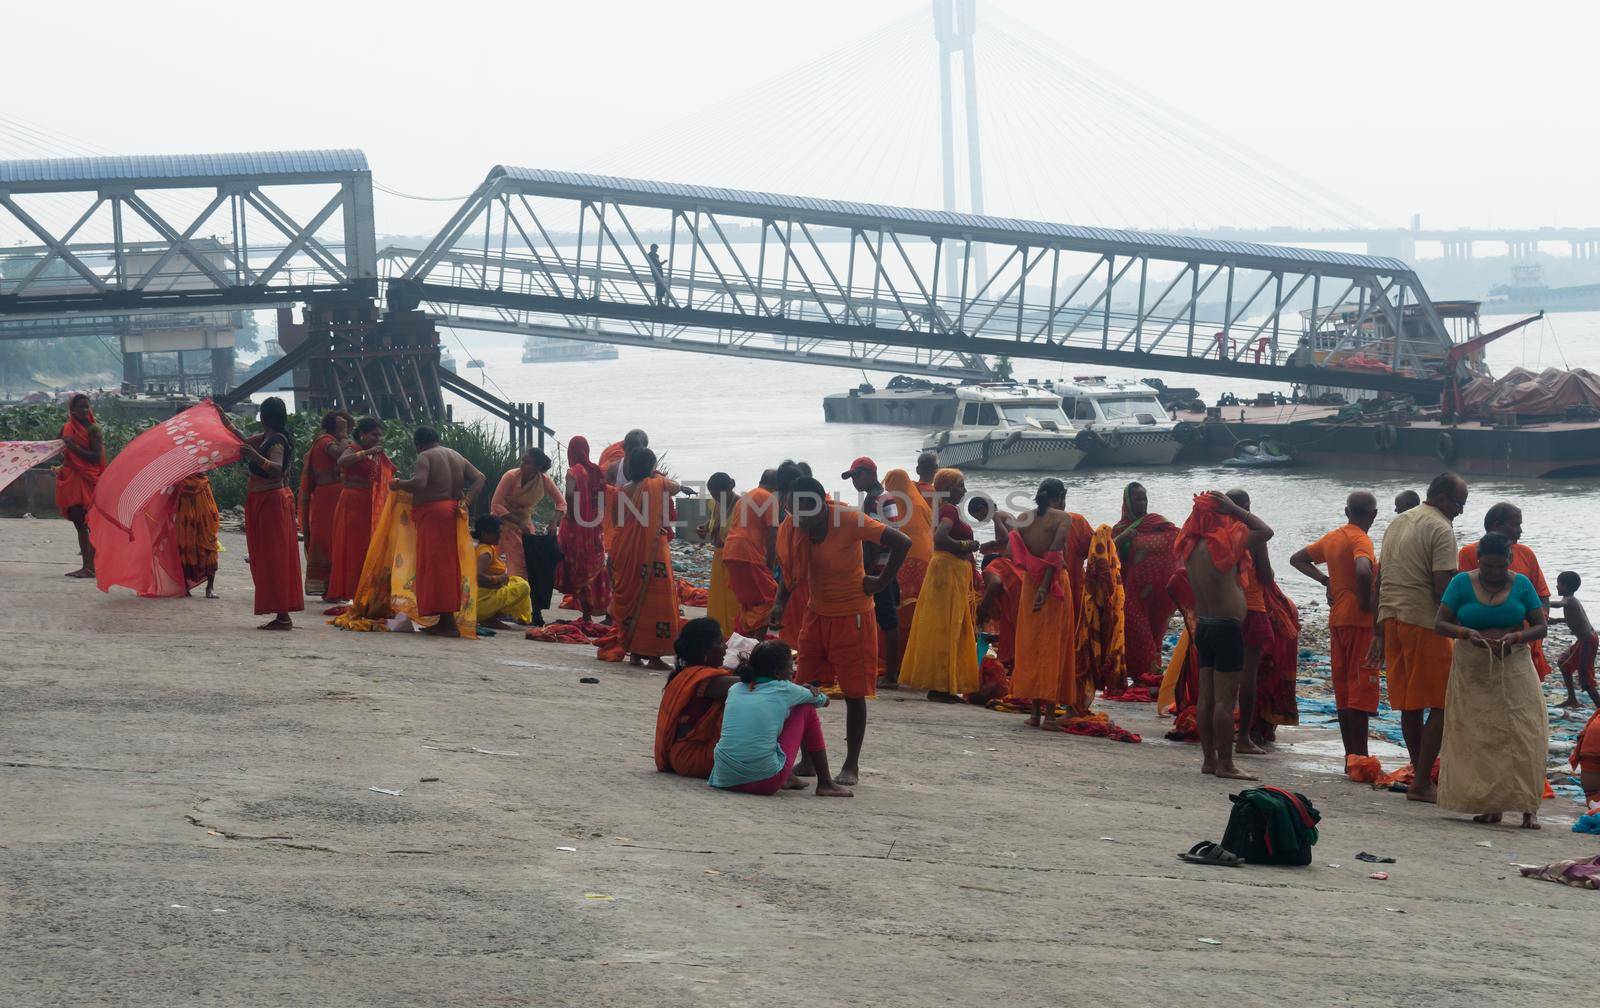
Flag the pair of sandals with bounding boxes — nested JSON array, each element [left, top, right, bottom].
[[1178, 841, 1242, 867]]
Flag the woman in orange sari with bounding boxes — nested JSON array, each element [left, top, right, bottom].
[[327, 417, 386, 602], [56, 393, 105, 578], [298, 411, 349, 599], [655, 617, 739, 779], [175, 473, 220, 598], [1111, 482, 1180, 693], [558, 435, 611, 619], [881, 468, 933, 682], [605, 447, 681, 668]]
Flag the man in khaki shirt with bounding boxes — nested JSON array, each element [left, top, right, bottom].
[[1374, 472, 1467, 803]]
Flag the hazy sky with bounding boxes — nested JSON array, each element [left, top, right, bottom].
[[6, 0, 1596, 235]]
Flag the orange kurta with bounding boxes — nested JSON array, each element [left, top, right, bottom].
[[775, 517, 813, 650], [413, 499, 464, 617], [607, 475, 680, 658], [1458, 540, 1552, 680], [654, 664, 729, 778], [723, 488, 779, 635], [245, 486, 304, 615]]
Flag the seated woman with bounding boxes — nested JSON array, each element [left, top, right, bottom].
[[709, 641, 853, 797], [473, 515, 532, 630], [1434, 531, 1549, 829], [655, 618, 740, 779]]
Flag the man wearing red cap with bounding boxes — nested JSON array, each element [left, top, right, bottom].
[[722, 468, 782, 637], [844, 457, 904, 688]]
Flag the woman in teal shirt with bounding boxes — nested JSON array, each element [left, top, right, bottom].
[[1434, 531, 1549, 829], [710, 641, 853, 797]]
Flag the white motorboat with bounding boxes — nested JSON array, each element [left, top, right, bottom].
[[922, 384, 1088, 471], [1057, 377, 1185, 466]]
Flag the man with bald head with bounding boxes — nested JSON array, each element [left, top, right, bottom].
[[1394, 490, 1420, 515], [914, 451, 939, 507], [1292, 491, 1380, 766], [1375, 471, 1467, 803]]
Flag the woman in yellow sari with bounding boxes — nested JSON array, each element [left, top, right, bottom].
[[899, 468, 981, 699]]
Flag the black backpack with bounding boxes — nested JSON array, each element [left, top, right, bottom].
[[1221, 786, 1321, 866]]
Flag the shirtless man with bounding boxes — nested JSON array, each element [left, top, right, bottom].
[[392, 426, 486, 637], [966, 494, 1014, 557], [1226, 488, 1274, 755], [1554, 571, 1600, 709], [1181, 491, 1273, 780]]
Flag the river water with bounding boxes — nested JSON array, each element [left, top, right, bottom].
[[446, 308, 1600, 614]]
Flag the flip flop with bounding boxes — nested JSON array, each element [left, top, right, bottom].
[[1178, 841, 1242, 867]]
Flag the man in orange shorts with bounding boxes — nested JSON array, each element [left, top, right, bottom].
[[1291, 491, 1379, 763], [771, 476, 910, 787], [1374, 472, 1466, 803]]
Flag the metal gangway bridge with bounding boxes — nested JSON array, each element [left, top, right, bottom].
[[0, 149, 1455, 399]]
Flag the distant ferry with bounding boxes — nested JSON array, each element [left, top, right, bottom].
[[522, 336, 619, 364]]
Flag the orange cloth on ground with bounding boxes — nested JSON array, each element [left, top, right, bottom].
[[796, 501, 886, 617], [724, 558, 777, 637], [328, 455, 382, 601], [1458, 541, 1552, 680], [1383, 617, 1452, 710], [1306, 524, 1377, 627], [655, 665, 729, 778], [174, 474, 219, 585], [413, 500, 465, 617], [606, 475, 681, 658], [244, 486, 304, 615], [798, 609, 878, 699], [1330, 624, 1381, 713], [54, 413, 103, 515], [1345, 755, 1384, 783], [775, 518, 814, 650], [723, 488, 777, 565], [299, 434, 341, 594]]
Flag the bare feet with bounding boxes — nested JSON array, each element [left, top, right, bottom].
[[1213, 764, 1258, 781], [65, 567, 94, 579], [258, 617, 293, 631], [1472, 813, 1503, 824], [1558, 698, 1582, 710], [205, 589, 218, 600], [1025, 714, 1041, 728], [1201, 761, 1217, 776], [782, 773, 809, 790], [1406, 784, 1438, 804], [791, 755, 816, 779], [815, 782, 854, 797], [420, 621, 461, 638], [628, 655, 644, 667], [482, 616, 517, 631], [1041, 717, 1059, 731], [1521, 812, 1541, 830], [835, 766, 859, 786], [1235, 737, 1269, 756]]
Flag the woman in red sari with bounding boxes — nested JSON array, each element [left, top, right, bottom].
[[1111, 482, 1180, 694], [327, 417, 386, 602], [298, 411, 349, 599], [558, 435, 611, 619], [233, 397, 304, 629], [605, 447, 681, 669], [56, 393, 105, 578]]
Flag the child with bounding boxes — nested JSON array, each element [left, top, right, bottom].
[[1554, 571, 1600, 709], [708, 641, 853, 797], [472, 515, 532, 630], [176, 472, 221, 599]]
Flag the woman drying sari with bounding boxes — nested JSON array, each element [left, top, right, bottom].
[[1112, 482, 1180, 693]]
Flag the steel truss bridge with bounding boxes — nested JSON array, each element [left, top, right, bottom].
[[1, 150, 1457, 397]]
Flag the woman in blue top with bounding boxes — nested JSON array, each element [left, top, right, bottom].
[[710, 641, 853, 797], [1434, 531, 1549, 829]]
